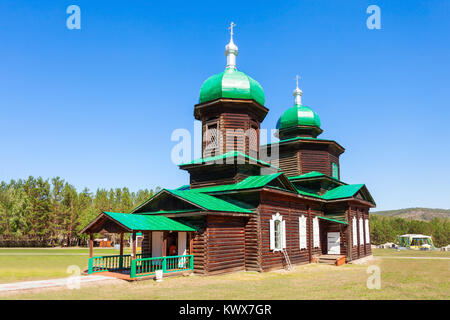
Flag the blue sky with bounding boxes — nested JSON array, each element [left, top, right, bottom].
[[0, 0, 449, 211]]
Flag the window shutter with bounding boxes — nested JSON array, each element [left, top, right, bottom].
[[352, 217, 357, 246], [281, 220, 286, 249], [365, 219, 370, 243], [359, 218, 364, 245], [269, 218, 275, 250]]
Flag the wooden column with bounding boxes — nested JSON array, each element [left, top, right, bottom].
[[131, 232, 136, 258], [89, 233, 94, 258], [189, 233, 194, 256], [119, 233, 124, 256], [162, 232, 167, 257]]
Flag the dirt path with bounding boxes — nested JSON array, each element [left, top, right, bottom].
[[378, 256, 450, 260], [0, 275, 118, 293]]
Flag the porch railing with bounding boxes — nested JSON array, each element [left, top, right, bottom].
[[88, 253, 144, 273], [88, 254, 194, 278], [131, 255, 194, 278]]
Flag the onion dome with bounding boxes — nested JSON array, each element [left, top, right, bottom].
[[276, 77, 322, 138], [198, 22, 265, 106]]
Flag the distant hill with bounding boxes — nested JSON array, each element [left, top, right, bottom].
[[372, 208, 450, 221]]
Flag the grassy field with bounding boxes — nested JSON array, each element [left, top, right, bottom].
[[371, 248, 450, 257], [0, 248, 448, 299], [0, 247, 131, 283]]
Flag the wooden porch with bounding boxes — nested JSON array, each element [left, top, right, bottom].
[[81, 211, 197, 280]]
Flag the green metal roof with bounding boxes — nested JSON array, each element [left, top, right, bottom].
[[103, 212, 197, 231], [199, 67, 265, 105], [168, 189, 252, 213], [321, 184, 365, 200], [276, 104, 321, 129], [289, 171, 326, 180], [289, 171, 345, 184], [317, 216, 348, 225], [190, 173, 285, 193], [139, 209, 199, 215], [179, 151, 279, 170], [175, 185, 190, 191]]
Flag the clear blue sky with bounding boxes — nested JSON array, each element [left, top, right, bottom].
[[0, 0, 449, 211]]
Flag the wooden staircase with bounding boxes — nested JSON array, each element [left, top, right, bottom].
[[318, 255, 346, 266]]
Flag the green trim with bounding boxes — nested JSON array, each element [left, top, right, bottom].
[[317, 216, 348, 225], [179, 151, 279, 170]]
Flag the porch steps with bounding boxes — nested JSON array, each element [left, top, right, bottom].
[[318, 255, 346, 266]]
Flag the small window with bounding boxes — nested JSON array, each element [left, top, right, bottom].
[[313, 217, 320, 248], [270, 213, 286, 251], [332, 162, 339, 179], [359, 217, 364, 245], [206, 123, 218, 150], [274, 220, 282, 250], [299, 215, 307, 249], [365, 219, 370, 244], [352, 217, 357, 246]]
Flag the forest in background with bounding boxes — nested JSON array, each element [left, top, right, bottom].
[[0, 176, 158, 246], [0, 176, 448, 247]]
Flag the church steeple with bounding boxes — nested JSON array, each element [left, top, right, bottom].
[[225, 22, 238, 69]]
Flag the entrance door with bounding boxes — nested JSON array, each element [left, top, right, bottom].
[[327, 232, 340, 254], [152, 231, 163, 257]]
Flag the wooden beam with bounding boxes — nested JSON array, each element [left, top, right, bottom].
[[163, 232, 167, 257], [119, 233, 124, 257], [89, 233, 94, 258], [131, 232, 136, 258], [189, 232, 194, 255]]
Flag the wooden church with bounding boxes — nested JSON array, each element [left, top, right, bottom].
[[82, 24, 376, 278]]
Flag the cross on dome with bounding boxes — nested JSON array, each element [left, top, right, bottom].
[[293, 75, 303, 105], [225, 22, 238, 69]]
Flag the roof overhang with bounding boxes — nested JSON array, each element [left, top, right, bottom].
[[80, 211, 197, 234]]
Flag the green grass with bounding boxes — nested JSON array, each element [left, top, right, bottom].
[[372, 248, 450, 257], [0, 248, 448, 299], [0, 247, 131, 283]]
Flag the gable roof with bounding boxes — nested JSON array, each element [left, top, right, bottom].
[[81, 211, 197, 233], [168, 189, 252, 213]]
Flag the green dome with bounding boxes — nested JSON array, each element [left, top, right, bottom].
[[199, 68, 265, 105], [276, 104, 321, 129]]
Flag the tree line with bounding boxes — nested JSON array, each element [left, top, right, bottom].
[[370, 214, 449, 247], [0, 176, 158, 246], [0, 176, 448, 248]]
